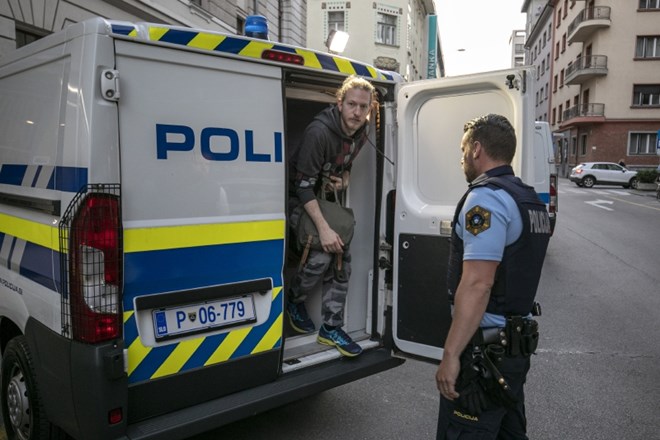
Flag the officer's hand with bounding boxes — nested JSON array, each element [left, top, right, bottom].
[[319, 227, 344, 254], [436, 353, 460, 400]]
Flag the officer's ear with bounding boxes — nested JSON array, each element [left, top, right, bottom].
[[472, 141, 482, 159]]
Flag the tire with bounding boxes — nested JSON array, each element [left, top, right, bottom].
[[629, 177, 639, 190], [582, 176, 596, 188], [1, 337, 51, 440]]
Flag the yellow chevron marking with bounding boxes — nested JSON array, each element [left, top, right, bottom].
[[149, 26, 170, 41], [188, 32, 226, 51], [151, 337, 205, 379], [124, 219, 285, 253], [333, 57, 357, 75], [128, 29, 138, 38], [252, 313, 282, 354], [240, 40, 275, 59], [0, 214, 57, 250], [205, 327, 251, 365], [366, 66, 380, 79], [123, 311, 134, 323], [295, 49, 322, 69], [127, 338, 152, 376]]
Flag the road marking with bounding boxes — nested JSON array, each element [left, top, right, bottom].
[[585, 200, 614, 211], [606, 190, 630, 196]]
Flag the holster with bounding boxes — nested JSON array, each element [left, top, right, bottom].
[[505, 316, 539, 357]]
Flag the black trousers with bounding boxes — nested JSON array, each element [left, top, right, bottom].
[[436, 354, 531, 440]]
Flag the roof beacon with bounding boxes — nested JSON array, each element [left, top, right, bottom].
[[245, 15, 269, 40]]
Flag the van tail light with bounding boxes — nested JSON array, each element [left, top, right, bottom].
[[60, 184, 122, 343], [549, 174, 558, 215]]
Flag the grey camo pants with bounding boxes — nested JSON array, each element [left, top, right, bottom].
[[289, 199, 352, 327]]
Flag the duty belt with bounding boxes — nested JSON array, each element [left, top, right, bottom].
[[476, 316, 539, 357]]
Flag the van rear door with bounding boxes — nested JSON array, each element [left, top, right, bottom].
[[114, 38, 286, 420], [391, 69, 533, 360]]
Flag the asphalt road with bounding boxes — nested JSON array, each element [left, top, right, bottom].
[[3, 179, 660, 440]]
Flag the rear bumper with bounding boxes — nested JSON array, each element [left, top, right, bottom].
[[124, 348, 404, 440]]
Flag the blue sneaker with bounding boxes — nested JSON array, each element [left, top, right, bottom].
[[286, 301, 315, 334], [317, 325, 363, 357]]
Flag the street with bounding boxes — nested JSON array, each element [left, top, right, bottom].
[[3, 179, 660, 440], [189, 179, 660, 440]]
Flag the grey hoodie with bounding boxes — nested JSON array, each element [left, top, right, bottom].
[[289, 105, 369, 205]]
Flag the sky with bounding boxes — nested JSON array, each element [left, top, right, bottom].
[[435, 0, 527, 76]]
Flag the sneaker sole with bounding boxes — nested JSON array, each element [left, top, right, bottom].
[[317, 335, 362, 357], [287, 313, 315, 334]]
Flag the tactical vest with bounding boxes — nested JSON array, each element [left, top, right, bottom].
[[447, 166, 552, 316]]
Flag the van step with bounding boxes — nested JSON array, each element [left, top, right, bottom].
[[125, 348, 403, 440]]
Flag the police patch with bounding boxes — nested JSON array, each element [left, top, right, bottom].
[[465, 205, 491, 236]]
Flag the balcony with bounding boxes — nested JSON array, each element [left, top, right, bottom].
[[561, 103, 605, 127], [565, 55, 608, 85], [567, 6, 611, 43]]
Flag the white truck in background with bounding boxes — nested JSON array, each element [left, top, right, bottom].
[[0, 18, 545, 440]]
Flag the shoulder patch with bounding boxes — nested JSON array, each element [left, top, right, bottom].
[[465, 205, 491, 236]]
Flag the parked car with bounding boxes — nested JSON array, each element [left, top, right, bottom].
[[569, 162, 639, 189]]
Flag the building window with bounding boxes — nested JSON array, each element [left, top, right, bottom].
[[541, 59, 546, 73], [639, 0, 660, 9], [628, 132, 658, 155], [557, 8, 562, 26], [636, 36, 660, 58], [15, 23, 47, 48], [553, 74, 558, 92], [579, 135, 587, 156], [560, 69, 565, 87], [555, 42, 560, 59], [328, 11, 346, 32], [190, 0, 201, 5], [563, 0, 568, 16], [376, 12, 398, 46], [552, 108, 556, 125], [558, 104, 563, 122], [561, 34, 566, 52], [545, 83, 549, 100], [632, 84, 660, 106]]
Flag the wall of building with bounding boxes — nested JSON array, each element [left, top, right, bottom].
[[546, 0, 660, 171], [0, 0, 306, 59], [305, 0, 439, 81]]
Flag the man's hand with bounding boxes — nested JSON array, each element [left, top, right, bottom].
[[303, 199, 344, 254], [325, 171, 350, 192], [319, 225, 344, 254], [436, 352, 461, 400]]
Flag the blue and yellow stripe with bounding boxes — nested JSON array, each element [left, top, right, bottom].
[[110, 23, 395, 81]]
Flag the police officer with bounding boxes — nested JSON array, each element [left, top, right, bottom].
[[436, 114, 551, 439]]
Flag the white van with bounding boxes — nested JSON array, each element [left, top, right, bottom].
[[533, 121, 558, 233], [0, 18, 538, 440]]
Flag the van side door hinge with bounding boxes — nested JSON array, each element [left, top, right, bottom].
[[101, 69, 120, 102]]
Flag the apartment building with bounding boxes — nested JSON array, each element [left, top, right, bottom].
[[0, 0, 306, 58], [305, 0, 444, 80], [550, 0, 660, 172], [522, 0, 554, 123], [510, 29, 527, 68]]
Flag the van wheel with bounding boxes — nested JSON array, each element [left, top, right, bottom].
[[629, 177, 639, 190], [1, 336, 50, 440], [582, 176, 595, 188]]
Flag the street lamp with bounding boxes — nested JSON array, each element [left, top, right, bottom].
[[325, 29, 349, 54]]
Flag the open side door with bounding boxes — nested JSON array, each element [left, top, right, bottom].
[[392, 69, 533, 361]]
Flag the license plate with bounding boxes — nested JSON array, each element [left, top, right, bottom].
[[153, 294, 256, 340]]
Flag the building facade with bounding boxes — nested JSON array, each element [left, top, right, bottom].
[[305, 0, 443, 81], [522, 0, 554, 123], [0, 0, 306, 58], [510, 29, 527, 68], [547, 0, 660, 173]]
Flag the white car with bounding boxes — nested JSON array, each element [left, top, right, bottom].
[[569, 162, 639, 189]]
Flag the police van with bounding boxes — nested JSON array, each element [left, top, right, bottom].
[[0, 17, 540, 440], [533, 121, 558, 233]]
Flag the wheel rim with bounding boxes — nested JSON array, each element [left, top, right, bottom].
[[583, 177, 594, 187], [6, 364, 32, 440]]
